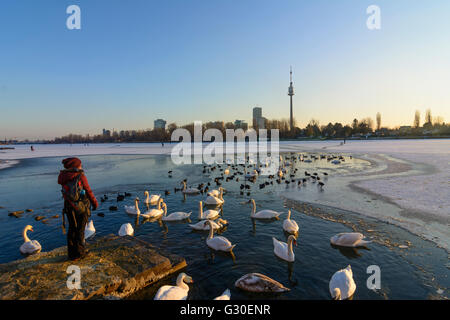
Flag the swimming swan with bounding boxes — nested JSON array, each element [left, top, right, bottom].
[[204, 220, 235, 252], [20, 225, 42, 255], [189, 218, 227, 231], [249, 199, 281, 219], [198, 201, 220, 220], [214, 289, 231, 300], [124, 197, 140, 215], [141, 198, 165, 219], [329, 265, 356, 300], [84, 220, 96, 240], [181, 181, 200, 194], [234, 273, 290, 293], [154, 272, 194, 300], [273, 235, 297, 262], [330, 232, 371, 247], [162, 206, 191, 222], [204, 188, 224, 206], [118, 223, 134, 236], [144, 191, 161, 205], [283, 210, 299, 234]]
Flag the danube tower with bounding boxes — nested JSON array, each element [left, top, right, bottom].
[[288, 67, 295, 131]]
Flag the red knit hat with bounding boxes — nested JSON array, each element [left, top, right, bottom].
[[62, 157, 82, 169]]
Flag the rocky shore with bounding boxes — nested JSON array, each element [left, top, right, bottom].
[[0, 235, 186, 300]]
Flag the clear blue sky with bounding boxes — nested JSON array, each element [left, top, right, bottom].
[[1, 0, 449, 139]]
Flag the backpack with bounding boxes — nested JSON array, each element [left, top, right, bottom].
[[62, 173, 83, 203]]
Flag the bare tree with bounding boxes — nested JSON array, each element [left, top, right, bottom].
[[433, 116, 444, 126], [413, 110, 420, 128], [376, 112, 381, 131], [425, 109, 432, 125]]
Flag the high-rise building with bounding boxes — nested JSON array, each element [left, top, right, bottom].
[[253, 107, 265, 129], [288, 67, 295, 131], [154, 119, 167, 130]]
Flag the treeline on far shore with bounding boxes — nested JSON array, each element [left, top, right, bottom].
[[3, 111, 449, 144]]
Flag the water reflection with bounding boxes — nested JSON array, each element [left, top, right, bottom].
[[330, 243, 371, 259]]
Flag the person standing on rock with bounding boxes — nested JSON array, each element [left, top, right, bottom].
[[58, 157, 98, 261]]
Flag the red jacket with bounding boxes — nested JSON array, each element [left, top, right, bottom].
[[58, 169, 98, 209]]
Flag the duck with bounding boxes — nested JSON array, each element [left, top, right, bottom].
[[249, 199, 281, 219], [19, 225, 42, 255], [124, 197, 140, 215], [181, 181, 200, 194], [273, 235, 297, 262], [283, 210, 299, 234], [204, 188, 224, 206], [162, 206, 191, 221], [154, 272, 194, 300], [204, 220, 236, 252], [198, 201, 220, 220], [141, 198, 166, 219], [234, 273, 290, 293], [329, 265, 356, 300], [214, 289, 231, 300], [189, 218, 228, 231], [84, 220, 96, 240], [330, 232, 371, 247], [118, 223, 134, 236], [144, 191, 161, 205]]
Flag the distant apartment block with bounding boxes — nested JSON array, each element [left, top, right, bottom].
[[234, 120, 248, 130], [154, 119, 167, 130]]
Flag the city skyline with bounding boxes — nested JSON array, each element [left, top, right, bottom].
[[1, 1, 450, 139]]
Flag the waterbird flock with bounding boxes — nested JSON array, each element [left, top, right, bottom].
[[15, 152, 372, 300]]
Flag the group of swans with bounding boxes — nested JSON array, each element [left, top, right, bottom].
[[124, 194, 191, 221]]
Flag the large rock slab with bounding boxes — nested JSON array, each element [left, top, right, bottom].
[[0, 235, 186, 300]]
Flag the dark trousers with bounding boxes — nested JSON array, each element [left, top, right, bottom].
[[65, 207, 88, 260]]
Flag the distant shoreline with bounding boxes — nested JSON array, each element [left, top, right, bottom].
[[3, 135, 450, 145]]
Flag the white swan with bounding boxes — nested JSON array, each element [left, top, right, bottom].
[[214, 289, 231, 300], [118, 223, 134, 236], [207, 187, 225, 198], [204, 188, 224, 205], [198, 201, 220, 220], [283, 210, 299, 234], [162, 207, 191, 222], [329, 265, 356, 300], [249, 199, 281, 219], [141, 198, 165, 219], [204, 220, 236, 252], [181, 181, 200, 194], [235, 273, 290, 293], [124, 197, 140, 215], [20, 225, 42, 255], [84, 220, 96, 240], [273, 235, 296, 262], [144, 191, 161, 205], [189, 218, 228, 231], [154, 272, 194, 300], [330, 232, 371, 247]]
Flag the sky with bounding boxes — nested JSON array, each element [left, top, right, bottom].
[[0, 0, 449, 140]]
